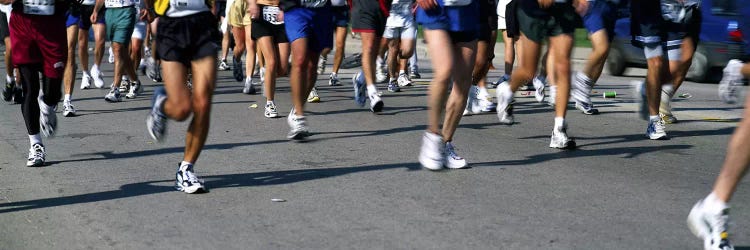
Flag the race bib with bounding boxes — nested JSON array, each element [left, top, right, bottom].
[[170, 0, 207, 11], [443, 0, 470, 7], [106, 0, 135, 7], [300, 0, 327, 8], [23, 0, 55, 15], [262, 6, 283, 24]]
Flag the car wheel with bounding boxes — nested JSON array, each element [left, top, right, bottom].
[[607, 47, 626, 76], [687, 50, 708, 83]]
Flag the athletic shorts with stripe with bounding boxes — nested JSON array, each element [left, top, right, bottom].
[[10, 11, 67, 79], [416, 0, 480, 43]]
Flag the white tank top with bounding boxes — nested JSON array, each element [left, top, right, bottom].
[[22, 0, 55, 15], [165, 0, 209, 17], [105, 0, 135, 8]]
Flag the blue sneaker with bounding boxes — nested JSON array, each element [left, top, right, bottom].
[[146, 87, 168, 142], [387, 80, 400, 92], [353, 71, 366, 107]]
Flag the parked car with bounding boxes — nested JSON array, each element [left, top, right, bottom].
[[607, 0, 747, 82]]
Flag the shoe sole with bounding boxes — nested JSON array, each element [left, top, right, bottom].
[[146, 115, 165, 142], [371, 100, 384, 113], [307, 97, 320, 103], [550, 140, 576, 149], [26, 160, 44, 167], [287, 131, 311, 140], [176, 185, 207, 194], [419, 156, 444, 171], [648, 134, 668, 140], [63, 111, 76, 117], [265, 113, 279, 118]]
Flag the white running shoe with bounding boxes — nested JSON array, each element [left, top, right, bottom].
[[533, 76, 546, 103], [26, 143, 45, 167], [376, 64, 388, 83], [307, 87, 320, 103], [80, 72, 92, 89], [104, 86, 122, 102], [108, 47, 115, 64], [119, 77, 130, 92], [368, 89, 383, 112], [287, 109, 311, 140], [62, 100, 76, 117], [175, 163, 206, 194], [419, 131, 445, 171], [496, 83, 514, 125], [218, 60, 231, 71], [633, 80, 649, 120], [719, 59, 744, 104], [445, 142, 468, 169], [549, 124, 576, 149], [39, 100, 57, 137], [328, 73, 340, 86], [688, 198, 734, 250], [463, 86, 480, 116], [317, 56, 326, 75], [476, 88, 496, 112], [242, 78, 256, 95], [91, 66, 105, 88], [660, 90, 677, 123], [264, 102, 279, 118], [125, 80, 143, 99], [646, 117, 667, 140], [397, 72, 413, 87]]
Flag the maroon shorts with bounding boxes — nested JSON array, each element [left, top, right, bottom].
[[10, 11, 67, 78]]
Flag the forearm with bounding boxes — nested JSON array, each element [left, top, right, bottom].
[[93, 0, 103, 12]]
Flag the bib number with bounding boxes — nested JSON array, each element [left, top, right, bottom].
[[171, 0, 203, 10], [262, 6, 283, 24]]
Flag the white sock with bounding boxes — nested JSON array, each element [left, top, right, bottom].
[[376, 56, 384, 66], [6, 74, 12, 83], [576, 71, 594, 87], [367, 84, 378, 96], [29, 134, 42, 146], [180, 161, 193, 169], [91, 64, 99, 73], [331, 72, 337, 78], [649, 115, 660, 121], [266, 100, 273, 105], [399, 70, 405, 75], [82, 70, 90, 77], [554, 117, 565, 130], [64, 94, 71, 102], [661, 83, 675, 98], [705, 192, 729, 214]]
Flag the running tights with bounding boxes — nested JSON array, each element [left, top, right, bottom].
[[18, 64, 61, 135]]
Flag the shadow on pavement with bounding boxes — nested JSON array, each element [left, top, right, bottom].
[[0, 162, 420, 214]]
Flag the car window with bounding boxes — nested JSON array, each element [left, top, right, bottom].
[[712, 0, 739, 15]]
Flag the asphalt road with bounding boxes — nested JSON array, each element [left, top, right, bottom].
[[0, 40, 749, 249]]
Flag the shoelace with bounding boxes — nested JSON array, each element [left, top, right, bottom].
[[653, 120, 666, 134], [29, 145, 44, 159], [445, 144, 463, 160]]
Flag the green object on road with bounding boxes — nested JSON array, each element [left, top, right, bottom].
[[603, 91, 616, 98]]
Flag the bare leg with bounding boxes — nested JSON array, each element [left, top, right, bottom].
[[443, 41, 477, 141], [257, 36, 278, 101], [424, 29, 455, 135], [331, 26, 347, 74], [360, 32, 379, 87], [184, 56, 216, 163], [549, 34, 573, 118], [64, 25, 78, 97], [508, 34, 541, 91], [290, 38, 311, 116]]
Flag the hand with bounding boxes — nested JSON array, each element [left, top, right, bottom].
[[90, 12, 97, 24], [416, 0, 437, 10], [146, 8, 156, 23], [538, 0, 553, 8], [246, 3, 259, 19], [573, 0, 589, 16], [139, 9, 148, 21]]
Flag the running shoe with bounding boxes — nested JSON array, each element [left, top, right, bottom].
[[719, 59, 743, 104], [476, 88, 496, 112], [233, 56, 244, 82], [287, 110, 311, 140], [547, 85, 557, 107], [39, 100, 57, 137], [2, 82, 12, 102], [387, 80, 400, 92], [317, 55, 326, 75], [258, 67, 265, 85], [242, 78, 256, 95], [264, 102, 279, 118], [175, 163, 206, 194], [496, 83, 514, 125], [397, 72, 413, 87], [688, 198, 734, 250], [107, 46, 114, 63], [126, 80, 143, 99], [445, 142, 468, 169], [633, 80, 649, 120], [218, 59, 231, 71], [91, 66, 105, 88], [62, 100, 76, 117], [353, 71, 366, 107], [419, 131, 445, 171], [119, 78, 130, 93], [533, 75, 546, 103], [575, 101, 599, 115], [490, 74, 510, 89], [104, 86, 122, 102], [376, 64, 388, 83], [12, 86, 23, 104], [409, 69, 421, 79], [146, 87, 168, 142], [26, 143, 45, 167], [549, 124, 576, 149], [307, 87, 320, 103], [139, 59, 147, 75], [328, 73, 340, 86], [368, 89, 384, 112], [80, 72, 92, 89], [660, 90, 677, 123], [463, 86, 480, 116], [646, 117, 667, 140]]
